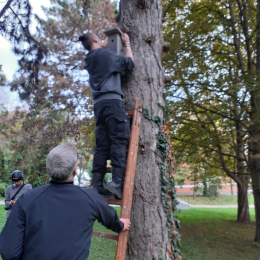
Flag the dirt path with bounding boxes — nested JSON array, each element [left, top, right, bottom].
[[191, 205, 255, 208]]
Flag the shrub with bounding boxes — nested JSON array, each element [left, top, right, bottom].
[[0, 183, 7, 197]]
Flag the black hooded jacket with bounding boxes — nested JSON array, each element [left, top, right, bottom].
[[84, 48, 134, 103], [0, 181, 123, 260]]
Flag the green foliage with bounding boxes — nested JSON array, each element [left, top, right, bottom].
[[4, 143, 50, 188], [162, 0, 259, 204], [158, 252, 164, 260], [103, 173, 112, 186], [0, 181, 8, 197], [0, 0, 116, 189], [174, 167, 190, 187]]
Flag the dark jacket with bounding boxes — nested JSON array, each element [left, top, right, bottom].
[[0, 181, 123, 260], [84, 48, 134, 102]]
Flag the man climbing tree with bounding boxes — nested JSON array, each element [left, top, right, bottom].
[[79, 32, 134, 200]]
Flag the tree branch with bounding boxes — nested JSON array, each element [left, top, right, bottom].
[[0, 0, 14, 19], [228, 0, 246, 74]]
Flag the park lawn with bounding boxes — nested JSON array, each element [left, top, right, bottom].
[[177, 208, 259, 260], [176, 194, 255, 206], [0, 197, 4, 201], [0, 206, 259, 260], [89, 208, 120, 260]]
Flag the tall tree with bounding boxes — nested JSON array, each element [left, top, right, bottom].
[[163, 0, 260, 241], [117, 1, 181, 259], [0, 0, 115, 186]]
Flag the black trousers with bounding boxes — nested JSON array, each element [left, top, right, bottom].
[[92, 99, 130, 176]]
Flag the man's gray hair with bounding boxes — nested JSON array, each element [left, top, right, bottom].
[[46, 143, 78, 181]]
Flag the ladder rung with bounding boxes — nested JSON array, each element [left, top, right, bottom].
[[92, 231, 118, 240], [106, 167, 112, 173], [105, 198, 122, 205], [126, 111, 134, 117]]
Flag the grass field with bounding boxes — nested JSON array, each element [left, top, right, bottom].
[[0, 205, 259, 260], [0, 197, 4, 201], [177, 208, 259, 260], [177, 194, 255, 206]]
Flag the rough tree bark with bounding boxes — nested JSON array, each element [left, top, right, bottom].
[[235, 118, 250, 223], [117, 0, 174, 259], [249, 130, 260, 242], [248, 0, 260, 243], [249, 99, 260, 241], [237, 176, 250, 223]]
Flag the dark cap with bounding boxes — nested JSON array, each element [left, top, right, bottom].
[[12, 170, 23, 181]]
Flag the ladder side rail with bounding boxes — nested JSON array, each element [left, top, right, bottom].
[[115, 98, 142, 260]]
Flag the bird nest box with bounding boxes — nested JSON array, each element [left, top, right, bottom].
[[104, 27, 125, 56]]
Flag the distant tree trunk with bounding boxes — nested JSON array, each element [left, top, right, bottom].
[[235, 119, 250, 223], [0, 150, 4, 178], [249, 127, 260, 242], [230, 178, 233, 195], [248, 0, 260, 243], [117, 0, 175, 259], [202, 179, 207, 196], [193, 179, 196, 199], [237, 175, 250, 223]]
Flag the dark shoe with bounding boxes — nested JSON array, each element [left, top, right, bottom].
[[104, 167, 125, 199], [91, 186, 115, 199], [92, 172, 115, 199]]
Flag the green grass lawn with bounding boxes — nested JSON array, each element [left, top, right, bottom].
[[177, 194, 255, 206], [89, 208, 120, 260], [177, 208, 259, 260], [0, 197, 5, 201], [0, 205, 259, 260]]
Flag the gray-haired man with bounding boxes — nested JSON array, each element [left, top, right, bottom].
[[0, 143, 130, 260]]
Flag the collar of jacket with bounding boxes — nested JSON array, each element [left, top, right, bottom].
[[12, 183, 23, 189], [50, 180, 74, 185]]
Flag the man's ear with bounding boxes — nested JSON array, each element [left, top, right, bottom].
[[92, 35, 98, 43], [73, 167, 77, 176]]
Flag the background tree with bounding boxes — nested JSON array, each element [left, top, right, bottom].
[[162, 0, 260, 241], [1, 0, 115, 186]]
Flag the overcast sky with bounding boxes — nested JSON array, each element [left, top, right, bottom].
[[0, 0, 51, 110], [0, 0, 51, 80]]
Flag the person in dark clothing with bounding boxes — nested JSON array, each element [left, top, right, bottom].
[[5, 170, 32, 218], [78, 32, 134, 200], [0, 143, 130, 260]]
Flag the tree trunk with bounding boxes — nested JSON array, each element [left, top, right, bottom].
[[117, 1, 174, 259], [235, 119, 250, 223], [193, 179, 196, 199], [0, 150, 4, 178], [237, 175, 250, 223], [248, 0, 260, 243], [249, 134, 260, 242], [230, 178, 233, 195], [202, 179, 207, 196]]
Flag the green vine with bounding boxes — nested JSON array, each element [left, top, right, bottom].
[[143, 104, 182, 260]]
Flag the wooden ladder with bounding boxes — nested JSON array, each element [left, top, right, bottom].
[[92, 98, 142, 260]]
